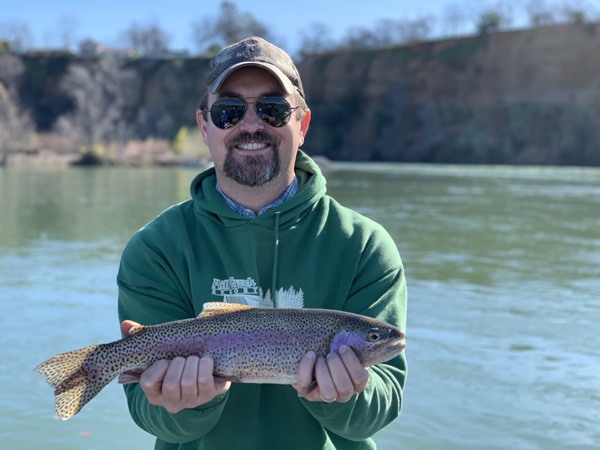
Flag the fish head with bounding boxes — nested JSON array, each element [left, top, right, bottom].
[[331, 318, 405, 367]]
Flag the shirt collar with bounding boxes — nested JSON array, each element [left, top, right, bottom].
[[216, 177, 299, 219]]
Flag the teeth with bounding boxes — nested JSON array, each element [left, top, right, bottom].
[[238, 142, 268, 150]]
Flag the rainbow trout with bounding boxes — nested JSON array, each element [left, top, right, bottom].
[[36, 302, 405, 420]]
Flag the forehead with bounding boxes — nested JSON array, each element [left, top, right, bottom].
[[216, 66, 285, 98]]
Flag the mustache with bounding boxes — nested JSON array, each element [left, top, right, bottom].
[[226, 130, 279, 149]]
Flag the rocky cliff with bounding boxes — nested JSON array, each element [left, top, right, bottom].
[[11, 23, 600, 165], [300, 22, 600, 165]]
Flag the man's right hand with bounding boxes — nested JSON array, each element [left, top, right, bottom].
[[120, 320, 231, 414]]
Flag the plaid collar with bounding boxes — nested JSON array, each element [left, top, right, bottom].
[[216, 177, 299, 219]]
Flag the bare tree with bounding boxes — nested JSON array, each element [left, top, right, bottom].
[[476, 10, 509, 34], [441, 2, 471, 37], [558, 0, 600, 23], [341, 26, 386, 50], [0, 86, 34, 161], [121, 22, 171, 57], [0, 53, 24, 86], [0, 20, 33, 53], [56, 57, 128, 156], [494, 0, 517, 27], [526, 0, 557, 27], [78, 38, 102, 57], [560, 5, 588, 25], [0, 54, 33, 165], [191, 0, 273, 55], [56, 15, 80, 52], [395, 18, 433, 44], [368, 20, 398, 47], [337, 17, 432, 51], [297, 22, 336, 57]]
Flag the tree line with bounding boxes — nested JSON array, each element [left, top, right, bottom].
[[1, 0, 600, 166], [1, 0, 598, 57]]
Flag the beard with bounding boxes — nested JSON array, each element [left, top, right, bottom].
[[223, 130, 281, 187]]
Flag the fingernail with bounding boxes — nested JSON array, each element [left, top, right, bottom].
[[305, 351, 316, 360]]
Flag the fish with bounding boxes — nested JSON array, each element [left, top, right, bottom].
[[36, 302, 405, 420]]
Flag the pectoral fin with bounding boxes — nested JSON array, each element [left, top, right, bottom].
[[118, 369, 145, 384]]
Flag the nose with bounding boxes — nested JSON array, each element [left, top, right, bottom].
[[238, 101, 265, 132]]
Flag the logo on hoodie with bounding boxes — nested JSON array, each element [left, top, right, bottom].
[[211, 277, 304, 308]]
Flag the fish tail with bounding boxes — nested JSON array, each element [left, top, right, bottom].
[[35, 344, 113, 420]]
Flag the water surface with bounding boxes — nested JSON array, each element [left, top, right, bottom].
[[1, 164, 598, 449]]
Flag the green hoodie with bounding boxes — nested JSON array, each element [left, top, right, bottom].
[[117, 151, 407, 450]]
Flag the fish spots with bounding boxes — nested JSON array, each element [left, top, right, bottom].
[[86, 368, 100, 382], [36, 306, 404, 419]]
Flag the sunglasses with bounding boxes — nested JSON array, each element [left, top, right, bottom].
[[203, 97, 299, 129]]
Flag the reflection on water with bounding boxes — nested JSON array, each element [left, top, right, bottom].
[[1, 164, 599, 449], [0, 167, 194, 247]]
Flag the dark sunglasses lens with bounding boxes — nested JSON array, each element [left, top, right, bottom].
[[256, 97, 293, 127], [210, 99, 246, 129]]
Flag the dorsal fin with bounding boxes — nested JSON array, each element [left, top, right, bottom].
[[128, 324, 145, 335], [198, 302, 255, 319]]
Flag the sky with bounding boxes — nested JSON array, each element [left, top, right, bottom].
[[2, 0, 525, 55]]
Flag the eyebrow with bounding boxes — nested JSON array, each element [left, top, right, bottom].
[[217, 90, 285, 99]]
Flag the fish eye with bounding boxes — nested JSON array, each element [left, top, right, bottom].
[[367, 329, 381, 342]]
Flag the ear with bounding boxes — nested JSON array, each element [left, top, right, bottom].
[[197, 110, 209, 145], [298, 109, 311, 147]]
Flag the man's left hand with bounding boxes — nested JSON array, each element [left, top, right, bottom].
[[293, 345, 370, 403]]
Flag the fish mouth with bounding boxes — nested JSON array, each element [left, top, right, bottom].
[[384, 338, 406, 353], [363, 338, 406, 367]]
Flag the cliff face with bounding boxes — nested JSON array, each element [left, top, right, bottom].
[[12, 23, 600, 165], [17, 55, 210, 139], [299, 22, 600, 165]]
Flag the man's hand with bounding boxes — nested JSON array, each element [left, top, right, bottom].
[[120, 320, 231, 414], [293, 345, 370, 403]]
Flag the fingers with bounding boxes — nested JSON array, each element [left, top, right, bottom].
[[338, 345, 370, 394], [296, 346, 370, 404], [155, 357, 188, 413], [293, 351, 317, 398], [316, 356, 338, 402], [140, 359, 170, 404], [139, 355, 231, 414], [180, 356, 201, 399], [200, 353, 232, 396]]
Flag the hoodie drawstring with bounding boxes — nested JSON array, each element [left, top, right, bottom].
[[271, 212, 280, 307]]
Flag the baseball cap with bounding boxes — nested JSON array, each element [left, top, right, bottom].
[[207, 36, 305, 99]]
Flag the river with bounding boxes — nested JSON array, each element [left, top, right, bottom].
[[1, 163, 598, 449]]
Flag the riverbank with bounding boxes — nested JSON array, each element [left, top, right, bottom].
[[2, 140, 208, 168], [6, 23, 600, 166], [1, 144, 334, 170]]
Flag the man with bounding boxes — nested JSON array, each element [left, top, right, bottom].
[[117, 36, 407, 450]]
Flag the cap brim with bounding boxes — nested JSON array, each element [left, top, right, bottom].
[[208, 61, 296, 96]]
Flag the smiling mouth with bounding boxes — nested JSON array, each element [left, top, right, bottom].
[[227, 131, 278, 153], [236, 142, 270, 151]]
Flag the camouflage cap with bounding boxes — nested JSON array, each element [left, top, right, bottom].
[[207, 36, 305, 98]]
